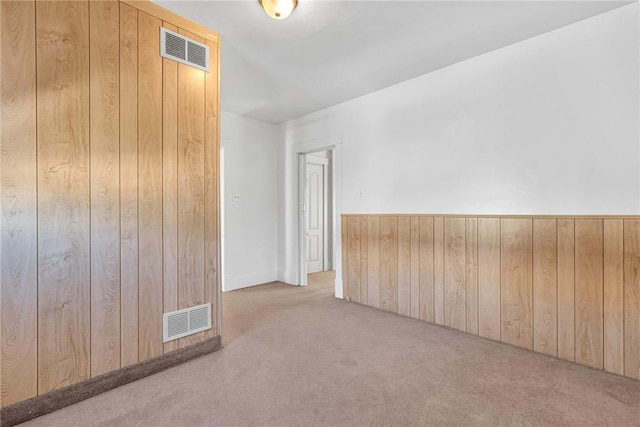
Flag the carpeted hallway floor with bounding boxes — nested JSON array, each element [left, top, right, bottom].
[[21, 272, 640, 426]]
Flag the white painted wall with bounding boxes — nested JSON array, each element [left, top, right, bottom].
[[279, 4, 640, 292], [221, 111, 279, 291]]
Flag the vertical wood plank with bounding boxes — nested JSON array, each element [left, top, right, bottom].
[[397, 217, 411, 317], [465, 218, 478, 335], [367, 216, 380, 309], [119, 2, 139, 367], [533, 219, 557, 357], [204, 39, 220, 338], [341, 216, 348, 299], [444, 218, 466, 331], [501, 218, 533, 350], [359, 217, 369, 305], [137, 11, 164, 360], [603, 219, 624, 375], [347, 216, 362, 303], [177, 29, 207, 348], [478, 218, 501, 341], [36, 0, 91, 393], [89, 0, 121, 377], [410, 217, 420, 319], [575, 219, 604, 370], [1, 0, 38, 406], [380, 216, 398, 312], [162, 22, 179, 353], [557, 218, 575, 362], [624, 219, 640, 379], [419, 217, 434, 322], [433, 217, 445, 325]]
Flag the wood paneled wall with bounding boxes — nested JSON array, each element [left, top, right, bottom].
[[1, 0, 220, 407], [342, 215, 640, 380]]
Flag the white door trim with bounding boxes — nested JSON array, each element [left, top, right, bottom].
[[294, 135, 343, 298], [297, 154, 307, 285]]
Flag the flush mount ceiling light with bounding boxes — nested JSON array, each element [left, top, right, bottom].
[[258, 0, 298, 20]]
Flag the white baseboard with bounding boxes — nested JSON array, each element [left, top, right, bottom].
[[277, 270, 298, 285], [223, 270, 278, 292]]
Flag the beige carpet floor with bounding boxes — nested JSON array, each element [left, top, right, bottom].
[[21, 271, 640, 426]]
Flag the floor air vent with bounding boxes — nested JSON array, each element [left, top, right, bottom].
[[163, 303, 212, 343], [160, 27, 210, 72]]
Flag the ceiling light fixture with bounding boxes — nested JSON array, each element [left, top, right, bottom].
[[258, 0, 298, 20]]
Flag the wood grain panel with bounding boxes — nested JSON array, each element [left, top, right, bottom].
[[341, 216, 348, 298], [177, 29, 206, 348], [501, 219, 533, 350], [204, 38, 220, 337], [397, 217, 412, 317], [90, 0, 121, 377], [119, 2, 139, 367], [346, 216, 367, 304], [444, 218, 466, 331], [162, 22, 179, 353], [624, 219, 640, 379], [466, 218, 478, 335], [1, 0, 222, 406], [342, 214, 640, 381], [379, 216, 398, 312], [359, 217, 369, 304], [367, 216, 380, 309], [478, 218, 501, 341], [347, 216, 363, 303], [575, 219, 604, 369], [557, 218, 575, 362], [533, 219, 557, 357], [137, 11, 164, 360], [36, 0, 91, 393], [410, 217, 420, 319], [419, 217, 434, 322], [433, 217, 445, 325], [1, 0, 38, 406], [603, 219, 624, 375]]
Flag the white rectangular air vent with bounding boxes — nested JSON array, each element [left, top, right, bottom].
[[163, 303, 212, 343], [160, 27, 210, 73]]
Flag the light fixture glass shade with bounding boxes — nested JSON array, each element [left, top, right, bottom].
[[258, 0, 298, 20]]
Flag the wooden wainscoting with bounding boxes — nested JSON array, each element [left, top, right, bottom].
[[342, 215, 640, 380], [1, 0, 220, 407]]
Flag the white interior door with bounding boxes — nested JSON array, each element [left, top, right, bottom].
[[306, 159, 325, 274]]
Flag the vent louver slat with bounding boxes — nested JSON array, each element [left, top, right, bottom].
[[160, 27, 210, 73], [167, 312, 189, 337], [163, 303, 212, 342], [187, 41, 207, 68], [165, 32, 186, 60], [189, 306, 209, 330]]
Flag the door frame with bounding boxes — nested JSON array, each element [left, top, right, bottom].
[[294, 135, 343, 298], [306, 154, 330, 274]]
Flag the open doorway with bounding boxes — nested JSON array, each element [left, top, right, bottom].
[[306, 151, 330, 274], [294, 134, 343, 298], [304, 150, 335, 292], [298, 148, 336, 293]]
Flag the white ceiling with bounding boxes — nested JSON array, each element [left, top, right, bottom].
[[153, 0, 632, 124]]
